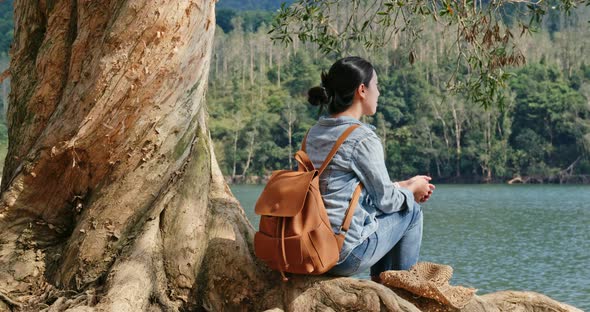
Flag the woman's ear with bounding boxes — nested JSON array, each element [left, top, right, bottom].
[[357, 83, 367, 99]]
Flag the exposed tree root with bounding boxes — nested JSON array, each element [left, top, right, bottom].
[[282, 277, 421, 312], [480, 291, 583, 312], [0, 289, 22, 309]]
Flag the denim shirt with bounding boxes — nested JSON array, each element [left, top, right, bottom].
[[303, 116, 416, 263]]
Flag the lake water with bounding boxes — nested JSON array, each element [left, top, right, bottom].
[[230, 184, 590, 310]]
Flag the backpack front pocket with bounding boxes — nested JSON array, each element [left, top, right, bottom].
[[306, 222, 340, 273], [254, 231, 304, 270]]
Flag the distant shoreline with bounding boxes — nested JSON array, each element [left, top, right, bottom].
[[225, 175, 590, 185]]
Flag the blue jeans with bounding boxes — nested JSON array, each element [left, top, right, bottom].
[[328, 202, 423, 277]]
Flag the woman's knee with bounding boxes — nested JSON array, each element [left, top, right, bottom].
[[409, 201, 422, 216], [409, 203, 423, 227]]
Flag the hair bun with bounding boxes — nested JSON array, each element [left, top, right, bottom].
[[308, 86, 330, 107]]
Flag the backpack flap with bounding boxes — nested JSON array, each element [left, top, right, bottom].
[[255, 170, 317, 217]]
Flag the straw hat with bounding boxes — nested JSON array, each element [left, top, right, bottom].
[[380, 262, 477, 309]]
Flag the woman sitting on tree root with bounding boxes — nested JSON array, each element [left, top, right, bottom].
[[305, 56, 435, 281]]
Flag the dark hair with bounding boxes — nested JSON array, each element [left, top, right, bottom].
[[308, 56, 374, 115]]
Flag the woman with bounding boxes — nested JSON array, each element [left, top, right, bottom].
[[305, 56, 435, 281]]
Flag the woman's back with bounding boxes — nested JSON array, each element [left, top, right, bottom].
[[304, 115, 410, 261]]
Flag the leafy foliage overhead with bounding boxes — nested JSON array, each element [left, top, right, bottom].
[[269, 0, 590, 109]]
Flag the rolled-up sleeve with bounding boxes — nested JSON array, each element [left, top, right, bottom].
[[350, 134, 415, 214]]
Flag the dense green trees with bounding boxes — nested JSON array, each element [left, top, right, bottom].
[[216, 10, 276, 33], [509, 64, 590, 179], [217, 0, 294, 11], [0, 1, 588, 182], [208, 8, 590, 183], [0, 0, 12, 58], [216, 0, 295, 32], [0, 0, 11, 170]]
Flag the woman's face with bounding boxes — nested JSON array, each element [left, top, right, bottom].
[[361, 70, 380, 116]]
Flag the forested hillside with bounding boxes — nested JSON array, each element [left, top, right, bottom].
[[0, 1, 588, 183], [217, 0, 294, 11], [0, 0, 12, 57], [207, 7, 590, 183], [215, 0, 295, 33], [0, 0, 12, 171]]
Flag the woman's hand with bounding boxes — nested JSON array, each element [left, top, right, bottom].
[[399, 175, 435, 203]]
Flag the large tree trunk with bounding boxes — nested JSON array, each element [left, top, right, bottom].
[[0, 1, 582, 311], [0, 0, 266, 310]]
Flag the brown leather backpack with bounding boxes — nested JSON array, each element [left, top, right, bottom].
[[254, 124, 363, 281]]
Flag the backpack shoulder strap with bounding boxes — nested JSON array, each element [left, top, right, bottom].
[[301, 129, 310, 152], [301, 123, 364, 250], [336, 182, 363, 250], [294, 150, 314, 172], [318, 124, 361, 175]]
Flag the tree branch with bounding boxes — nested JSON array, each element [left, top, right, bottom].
[[0, 69, 9, 84]]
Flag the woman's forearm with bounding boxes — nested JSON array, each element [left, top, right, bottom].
[[397, 179, 411, 190]]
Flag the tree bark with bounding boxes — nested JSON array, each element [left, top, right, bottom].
[[431, 99, 450, 149], [241, 130, 255, 177], [249, 39, 254, 86], [281, 101, 296, 170], [449, 98, 464, 177], [428, 130, 442, 178], [277, 54, 281, 88], [232, 126, 239, 181], [0, 1, 583, 311]]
